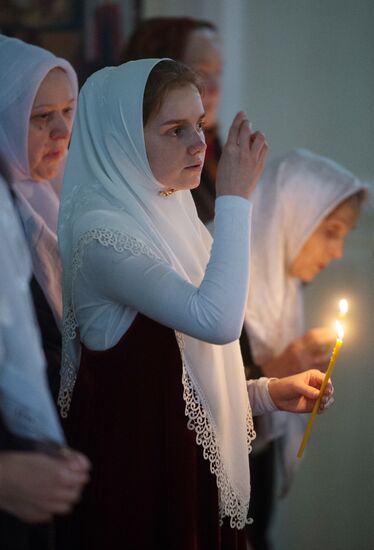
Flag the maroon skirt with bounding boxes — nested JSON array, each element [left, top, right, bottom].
[[59, 314, 247, 550]]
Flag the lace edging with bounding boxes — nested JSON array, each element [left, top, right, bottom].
[[58, 228, 161, 417], [176, 332, 256, 529], [58, 346, 77, 418]]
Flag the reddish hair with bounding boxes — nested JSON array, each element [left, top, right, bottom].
[[122, 17, 217, 63], [143, 60, 202, 126]]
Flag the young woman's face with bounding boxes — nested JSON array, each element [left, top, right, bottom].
[[28, 68, 75, 181], [290, 197, 361, 282], [144, 84, 206, 191], [183, 29, 223, 131]]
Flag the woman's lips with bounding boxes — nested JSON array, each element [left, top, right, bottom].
[[184, 162, 203, 171], [44, 150, 63, 160]]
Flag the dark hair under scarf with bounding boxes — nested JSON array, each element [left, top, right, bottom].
[[122, 17, 216, 63]]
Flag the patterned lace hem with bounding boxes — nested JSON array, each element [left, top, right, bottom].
[[176, 332, 256, 529]]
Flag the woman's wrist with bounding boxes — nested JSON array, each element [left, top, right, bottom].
[[266, 378, 279, 410]]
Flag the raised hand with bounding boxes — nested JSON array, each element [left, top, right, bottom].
[[216, 111, 268, 200]]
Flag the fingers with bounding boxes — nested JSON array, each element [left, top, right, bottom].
[[43, 451, 90, 509], [318, 380, 335, 412], [237, 118, 251, 147], [303, 370, 335, 412], [304, 369, 324, 388], [250, 131, 268, 162], [300, 383, 320, 401], [319, 393, 335, 413], [227, 111, 247, 146], [60, 448, 91, 472]]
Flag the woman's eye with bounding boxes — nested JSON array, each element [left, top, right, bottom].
[[325, 228, 340, 239], [197, 121, 205, 131], [33, 113, 49, 120], [63, 107, 73, 116], [170, 127, 183, 136]]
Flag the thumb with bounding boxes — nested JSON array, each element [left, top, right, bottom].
[[301, 383, 320, 401]]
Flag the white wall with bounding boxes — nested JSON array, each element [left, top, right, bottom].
[[242, 0, 374, 182]]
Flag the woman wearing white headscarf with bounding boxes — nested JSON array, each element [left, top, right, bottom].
[[243, 149, 366, 549], [0, 35, 78, 400], [57, 61, 333, 549]]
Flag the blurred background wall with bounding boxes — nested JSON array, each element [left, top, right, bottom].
[[1, 1, 373, 548]]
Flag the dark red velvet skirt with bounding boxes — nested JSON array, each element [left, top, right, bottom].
[[59, 314, 247, 550]]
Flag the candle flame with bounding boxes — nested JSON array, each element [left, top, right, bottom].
[[339, 299, 348, 316], [336, 320, 344, 341]]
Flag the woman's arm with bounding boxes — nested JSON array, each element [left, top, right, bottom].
[[78, 195, 251, 345]]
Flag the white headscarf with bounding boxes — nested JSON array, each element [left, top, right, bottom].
[[245, 148, 366, 492], [0, 34, 78, 328], [0, 173, 64, 444], [58, 59, 255, 528]]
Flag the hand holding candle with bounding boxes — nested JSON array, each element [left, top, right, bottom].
[[297, 299, 348, 458]]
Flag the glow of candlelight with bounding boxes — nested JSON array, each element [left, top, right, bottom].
[[338, 298, 348, 319], [336, 320, 344, 341]]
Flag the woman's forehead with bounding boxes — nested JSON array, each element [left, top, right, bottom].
[[157, 85, 204, 120], [326, 197, 360, 227]]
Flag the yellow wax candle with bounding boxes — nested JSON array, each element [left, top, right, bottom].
[[297, 321, 344, 459]]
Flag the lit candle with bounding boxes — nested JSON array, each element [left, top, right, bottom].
[[297, 320, 344, 458], [338, 298, 348, 319]]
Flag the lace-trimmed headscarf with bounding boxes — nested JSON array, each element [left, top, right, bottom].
[[245, 148, 366, 492], [0, 35, 78, 328], [58, 59, 255, 528]]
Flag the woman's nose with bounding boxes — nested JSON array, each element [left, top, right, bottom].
[[188, 131, 207, 155], [50, 113, 71, 140]]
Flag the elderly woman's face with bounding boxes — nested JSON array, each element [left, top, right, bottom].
[[290, 197, 361, 282], [144, 83, 206, 191], [183, 29, 223, 131], [28, 68, 74, 181]]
